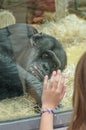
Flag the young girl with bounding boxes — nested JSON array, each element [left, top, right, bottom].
[[40, 52, 86, 130]]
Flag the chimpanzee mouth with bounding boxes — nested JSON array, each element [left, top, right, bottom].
[[28, 64, 49, 81]]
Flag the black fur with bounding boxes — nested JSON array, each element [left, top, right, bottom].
[[0, 23, 67, 105]]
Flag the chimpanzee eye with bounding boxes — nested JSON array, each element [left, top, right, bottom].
[[41, 53, 49, 59]]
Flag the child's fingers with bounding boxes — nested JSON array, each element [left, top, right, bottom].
[[60, 74, 65, 89], [43, 75, 48, 90], [60, 85, 66, 99], [56, 74, 65, 93], [49, 71, 56, 89], [54, 70, 61, 82], [52, 70, 61, 89]]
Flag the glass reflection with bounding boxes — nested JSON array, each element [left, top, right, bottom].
[[0, 0, 86, 123]]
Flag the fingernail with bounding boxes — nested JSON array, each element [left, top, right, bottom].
[[57, 69, 61, 73], [52, 71, 56, 75], [44, 75, 48, 78]]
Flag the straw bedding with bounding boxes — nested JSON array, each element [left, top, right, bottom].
[[0, 14, 86, 121]]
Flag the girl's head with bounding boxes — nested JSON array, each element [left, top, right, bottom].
[[68, 52, 86, 130]]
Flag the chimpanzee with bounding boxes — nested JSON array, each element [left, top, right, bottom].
[[0, 23, 67, 105]]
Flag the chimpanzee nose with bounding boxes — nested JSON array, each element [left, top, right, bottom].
[[42, 63, 50, 72]]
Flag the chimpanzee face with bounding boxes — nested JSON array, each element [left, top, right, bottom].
[[26, 32, 67, 81]]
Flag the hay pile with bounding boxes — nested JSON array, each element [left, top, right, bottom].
[[62, 45, 86, 110], [36, 14, 86, 46], [0, 14, 86, 121], [0, 95, 37, 121]]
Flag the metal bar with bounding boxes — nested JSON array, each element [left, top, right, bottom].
[[73, 0, 78, 10], [0, 110, 72, 130]]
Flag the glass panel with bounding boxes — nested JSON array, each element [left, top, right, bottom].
[[0, 0, 86, 124]]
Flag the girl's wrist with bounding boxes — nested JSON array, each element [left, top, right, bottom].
[[41, 105, 55, 110], [40, 108, 55, 116]]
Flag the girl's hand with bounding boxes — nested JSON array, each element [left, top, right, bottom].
[[41, 70, 66, 109]]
